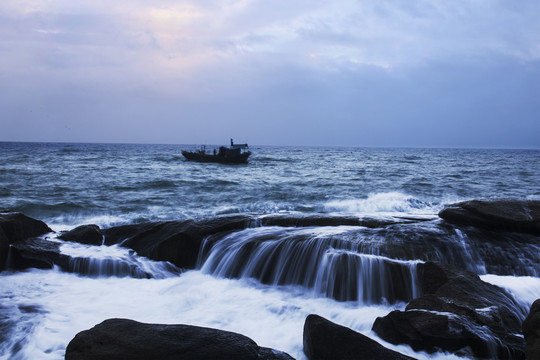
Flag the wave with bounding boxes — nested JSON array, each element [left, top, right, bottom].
[[255, 156, 295, 163], [0, 187, 11, 197], [215, 201, 297, 216], [16, 201, 91, 215], [137, 180, 177, 189], [322, 192, 433, 215]]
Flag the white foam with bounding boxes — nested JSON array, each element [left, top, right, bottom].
[[0, 269, 466, 360], [480, 274, 540, 309], [323, 192, 433, 215]]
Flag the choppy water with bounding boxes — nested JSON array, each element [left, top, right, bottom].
[[1, 142, 539, 228], [1, 142, 540, 359]]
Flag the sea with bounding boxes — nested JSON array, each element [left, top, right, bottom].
[[1, 142, 540, 360]]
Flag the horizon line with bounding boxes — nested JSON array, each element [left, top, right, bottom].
[[0, 140, 539, 151]]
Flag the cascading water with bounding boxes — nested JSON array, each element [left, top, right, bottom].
[[57, 241, 181, 279], [198, 226, 421, 304], [315, 249, 420, 303]]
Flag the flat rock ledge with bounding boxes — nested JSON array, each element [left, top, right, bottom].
[[65, 318, 294, 360], [303, 314, 414, 360], [439, 199, 540, 235]]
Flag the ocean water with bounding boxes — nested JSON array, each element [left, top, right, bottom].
[[1, 142, 540, 359]]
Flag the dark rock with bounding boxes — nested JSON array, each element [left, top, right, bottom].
[[260, 214, 430, 229], [303, 314, 414, 360], [102, 215, 253, 269], [523, 299, 540, 360], [0, 212, 53, 243], [8, 238, 155, 278], [58, 225, 103, 245], [261, 214, 362, 228], [373, 262, 526, 359], [0, 212, 53, 271], [65, 318, 294, 360], [0, 228, 8, 270], [9, 237, 66, 270], [359, 220, 540, 277], [373, 309, 493, 357], [439, 199, 540, 235]]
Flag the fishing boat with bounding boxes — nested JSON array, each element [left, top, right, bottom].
[[182, 139, 251, 164]]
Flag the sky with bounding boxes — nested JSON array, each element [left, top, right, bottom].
[[1, 0, 539, 148]]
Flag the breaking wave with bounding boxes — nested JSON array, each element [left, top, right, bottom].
[[322, 192, 434, 215]]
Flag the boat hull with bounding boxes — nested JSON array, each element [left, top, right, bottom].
[[182, 150, 251, 164]]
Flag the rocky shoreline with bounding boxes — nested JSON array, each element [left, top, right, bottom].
[[1, 199, 539, 359]]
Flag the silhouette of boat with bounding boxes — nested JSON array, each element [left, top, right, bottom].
[[182, 139, 251, 164]]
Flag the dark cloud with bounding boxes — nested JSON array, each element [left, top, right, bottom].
[[1, 0, 539, 148]]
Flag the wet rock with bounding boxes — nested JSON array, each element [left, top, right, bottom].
[[102, 215, 253, 269], [373, 262, 526, 359], [356, 220, 540, 277], [439, 199, 540, 235], [303, 314, 414, 360], [261, 214, 363, 228], [9, 237, 66, 270], [260, 214, 430, 229], [0, 212, 53, 243], [58, 225, 103, 246], [199, 227, 421, 303], [9, 238, 153, 278], [523, 299, 540, 360], [0, 228, 7, 270], [0, 212, 53, 270], [65, 318, 294, 360]]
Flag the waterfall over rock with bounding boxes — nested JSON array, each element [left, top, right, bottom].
[[199, 227, 421, 304]]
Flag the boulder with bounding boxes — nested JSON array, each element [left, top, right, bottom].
[[102, 215, 253, 269], [303, 314, 414, 360], [373, 262, 526, 359], [439, 199, 540, 235], [65, 318, 294, 360], [58, 225, 103, 245], [0, 212, 53, 270], [523, 299, 540, 360], [0, 212, 53, 243]]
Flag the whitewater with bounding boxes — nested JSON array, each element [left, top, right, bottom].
[[1, 142, 540, 359]]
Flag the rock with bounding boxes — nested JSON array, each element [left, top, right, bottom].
[[0, 212, 53, 270], [8, 238, 157, 278], [260, 214, 431, 229], [65, 318, 294, 360], [9, 237, 66, 270], [439, 199, 540, 235], [303, 314, 414, 360], [0, 212, 53, 243], [373, 262, 526, 359], [0, 228, 8, 270], [58, 225, 103, 245], [330, 220, 540, 277], [261, 214, 363, 228], [102, 215, 253, 269], [523, 299, 540, 360]]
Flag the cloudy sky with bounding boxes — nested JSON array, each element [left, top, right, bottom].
[[1, 0, 539, 147]]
